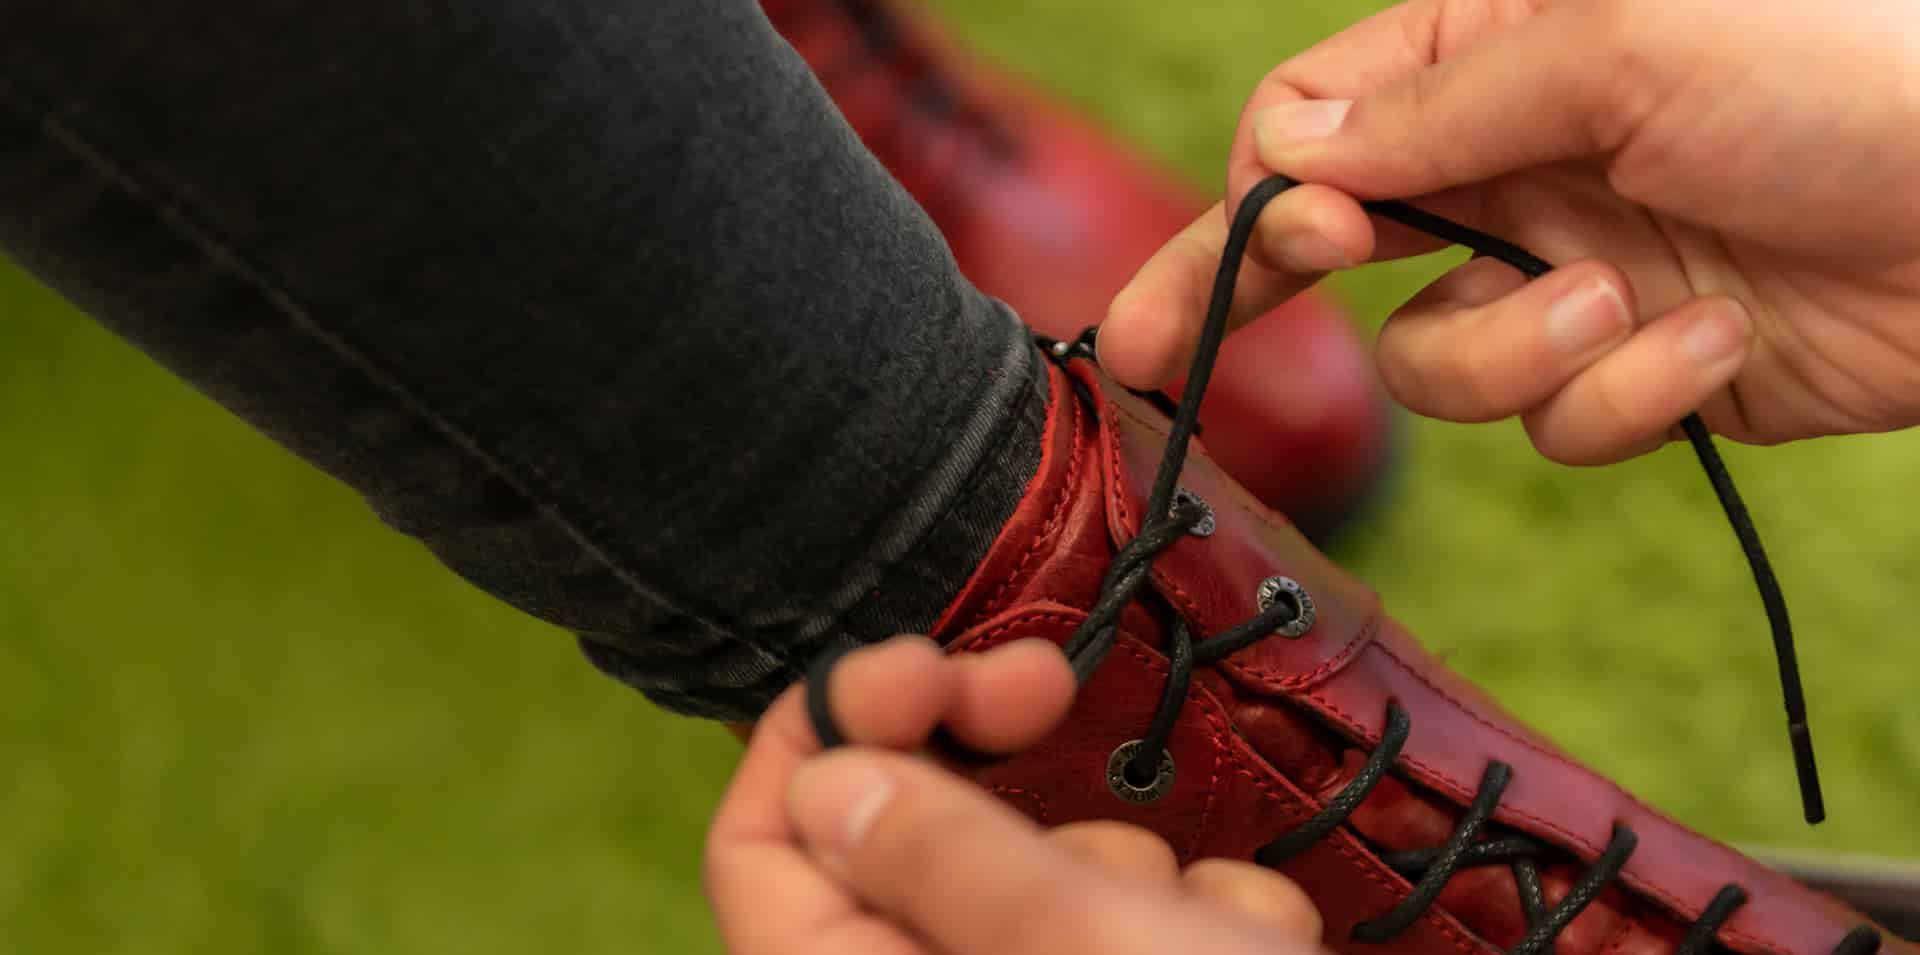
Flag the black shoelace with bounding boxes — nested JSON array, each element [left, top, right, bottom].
[[809, 175, 1880, 955]]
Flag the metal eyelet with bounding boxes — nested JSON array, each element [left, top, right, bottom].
[[1171, 486, 1215, 537], [1255, 575, 1316, 638], [1105, 739, 1176, 803]]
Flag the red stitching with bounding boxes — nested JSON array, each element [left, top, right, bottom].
[[1095, 380, 1800, 955], [1103, 401, 1216, 629], [949, 609, 1082, 655], [980, 386, 1086, 618], [1207, 706, 1487, 955], [1300, 647, 1596, 849], [1069, 604, 1486, 955], [1302, 649, 1795, 954], [1373, 654, 1799, 955], [1103, 394, 1134, 533], [1300, 676, 1629, 922], [1369, 641, 1661, 860], [989, 785, 1051, 825], [1105, 396, 1308, 542], [1105, 382, 1375, 690], [1229, 613, 1380, 689], [1196, 710, 1223, 867], [1375, 641, 1578, 779]]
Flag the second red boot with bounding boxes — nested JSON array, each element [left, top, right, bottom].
[[765, 0, 1395, 542]]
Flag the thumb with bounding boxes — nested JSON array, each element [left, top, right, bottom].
[[787, 748, 1314, 955], [1254, 1, 1636, 200]]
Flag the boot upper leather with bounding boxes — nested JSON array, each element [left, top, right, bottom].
[[930, 358, 1900, 955]]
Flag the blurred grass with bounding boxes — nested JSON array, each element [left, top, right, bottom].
[[3, 1, 1918, 952]]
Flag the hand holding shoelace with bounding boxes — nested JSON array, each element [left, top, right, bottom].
[[705, 636, 1327, 955], [1103, 0, 1920, 466]]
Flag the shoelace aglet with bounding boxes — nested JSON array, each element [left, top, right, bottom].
[[1789, 718, 1826, 824], [1674, 416, 1826, 824]]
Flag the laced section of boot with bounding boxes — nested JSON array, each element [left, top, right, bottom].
[[1057, 175, 1829, 819], [808, 175, 1881, 955]]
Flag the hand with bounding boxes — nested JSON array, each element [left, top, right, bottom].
[[1102, 0, 1920, 464], [704, 635, 1325, 955]]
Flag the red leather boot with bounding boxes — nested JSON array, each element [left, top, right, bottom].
[[882, 348, 1900, 955], [800, 161, 1897, 955], [764, 0, 1395, 542], [807, 169, 1894, 950]]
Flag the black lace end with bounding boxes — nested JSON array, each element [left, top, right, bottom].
[[805, 641, 855, 750], [1674, 414, 1825, 825], [1835, 925, 1884, 955], [804, 638, 1009, 769], [1789, 719, 1826, 824]]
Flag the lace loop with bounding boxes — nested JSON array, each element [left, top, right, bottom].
[[1353, 761, 1513, 942], [1509, 826, 1639, 955], [1129, 616, 1193, 784], [1679, 886, 1751, 955], [1380, 836, 1539, 873], [1255, 703, 1411, 867]]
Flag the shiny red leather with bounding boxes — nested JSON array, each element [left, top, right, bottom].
[[930, 359, 1905, 955], [762, 0, 1391, 537]]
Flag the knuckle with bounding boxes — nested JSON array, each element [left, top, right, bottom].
[[1382, 73, 1463, 185], [1577, 0, 1666, 148], [1253, 65, 1304, 105], [1402, 62, 1447, 122]]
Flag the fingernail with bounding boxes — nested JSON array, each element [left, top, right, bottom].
[[1544, 279, 1631, 355], [1254, 100, 1352, 156], [1679, 301, 1752, 367], [788, 753, 895, 873]]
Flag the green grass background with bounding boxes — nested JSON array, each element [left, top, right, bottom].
[[3, 1, 1917, 951]]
